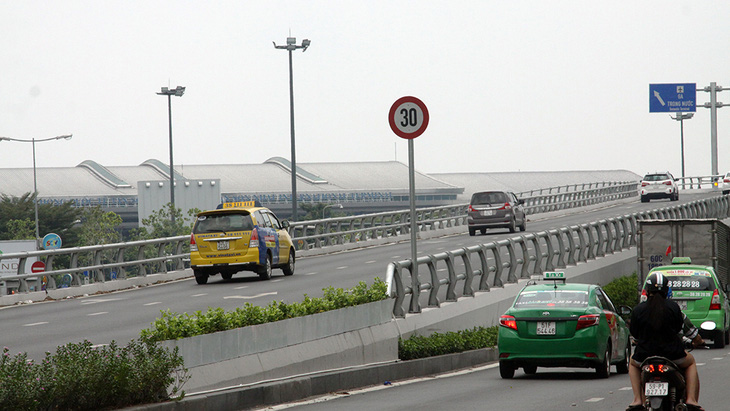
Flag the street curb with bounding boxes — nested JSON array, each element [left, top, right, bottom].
[[125, 347, 498, 411]]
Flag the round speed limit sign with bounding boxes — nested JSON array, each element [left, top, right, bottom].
[[389, 96, 429, 139]]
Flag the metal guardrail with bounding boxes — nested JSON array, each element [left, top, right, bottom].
[[289, 181, 639, 250], [0, 236, 189, 294], [385, 194, 730, 317], [677, 175, 723, 190]]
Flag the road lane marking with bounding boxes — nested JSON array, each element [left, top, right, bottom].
[[192, 293, 207, 297], [619, 387, 633, 391], [271, 279, 283, 283], [235, 285, 249, 289], [23, 322, 49, 327], [224, 292, 278, 300], [585, 398, 604, 403], [144, 302, 162, 306], [337, 266, 348, 270], [304, 272, 317, 275], [81, 298, 122, 305], [365, 260, 377, 264], [88, 312, 108, 316]]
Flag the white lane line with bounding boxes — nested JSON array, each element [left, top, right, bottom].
[[81, 298, 122, 305], [712, 357, 724, 360], [88, 312, 108, 316], [23, 322, 49, 327], [696, 362, 706, 366], [585, 398, 604, 403], [304, 272, 317, 276], [271, 279, 283, 283], [224, 292, 278, 300], [144, 302, 162, 306], [235, 285, 249, 290], [336, 266, 348, 270], [365, 260, 377, 264], [619, 387, 633, 391], [192, 293, 207, 297], [391, 256, 401, 259]]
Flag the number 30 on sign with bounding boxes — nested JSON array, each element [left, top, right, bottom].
[[389, 96, 429, 139]]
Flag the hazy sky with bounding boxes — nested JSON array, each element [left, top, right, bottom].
[[2, 1, 730, 177]]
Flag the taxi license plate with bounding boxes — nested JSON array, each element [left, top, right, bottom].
[[645, 381, 668, 396], [217, 240, 230, 250], [536, 321, 556, 335], [480, 210, 494, 216]]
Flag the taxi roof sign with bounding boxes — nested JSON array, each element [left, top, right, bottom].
[[672, 256, 692, 264], [543, 271, 566, 281], [218, 201, 261, 209]]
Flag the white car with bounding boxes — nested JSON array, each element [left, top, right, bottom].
[[721, 172, 730, 195], [640, 172, 679, 202]]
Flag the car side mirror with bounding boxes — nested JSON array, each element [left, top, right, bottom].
[[518, 199, 525, 205], [281, 220, 290, 229], [618, 305, 632, 316]]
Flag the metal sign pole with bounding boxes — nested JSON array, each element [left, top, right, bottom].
[[408, 138, 420, 313]]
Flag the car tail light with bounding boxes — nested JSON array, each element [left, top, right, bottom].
[[663, 181, 673, 186], [468, 205, 476, 212], [497, 202, 511, 210], [724, 178, 730, 183], [710, 289, 721, 310], [499, 315, 517, 330], [641, 182, 649, 187], [249, 228, 259, 248], [189, 234, 197, 252], [576, 314, 600, 330]]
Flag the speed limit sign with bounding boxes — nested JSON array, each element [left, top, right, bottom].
[[389, 96, 429, 139]]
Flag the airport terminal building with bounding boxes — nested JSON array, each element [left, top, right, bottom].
[[0, 156, 640, 231]]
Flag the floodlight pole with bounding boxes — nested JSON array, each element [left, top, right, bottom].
[[156, 86, 185, 224], [274, 36, 311, 221], [0, 134, 73, 249]]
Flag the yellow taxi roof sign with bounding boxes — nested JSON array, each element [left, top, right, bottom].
[[220, 201, 260, 209]]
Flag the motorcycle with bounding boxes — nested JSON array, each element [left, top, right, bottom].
[[639, 321, 714, 411]]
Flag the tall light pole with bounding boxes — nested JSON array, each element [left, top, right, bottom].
[[0, 134, 73, 249], [156, 86, 185, 224], [273, 36, 310, 221], [670, 112, 694, 181]]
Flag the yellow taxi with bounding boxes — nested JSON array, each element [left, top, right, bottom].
[[189, 201, 295, 284]]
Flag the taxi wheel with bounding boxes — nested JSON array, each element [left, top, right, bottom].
[[221, 271, 233, 281], [523, 365, 537, 375], [499, 361, 515, 379], [283, 250, 295, 276], [616, 343, 630, 374], [193, 269, 208, 285], [508, 218, 516, 233], [258, 254, 272, 280], [713, 329, 726, 349], [469, 228, 476, 236], [596, 344, 611, 378]]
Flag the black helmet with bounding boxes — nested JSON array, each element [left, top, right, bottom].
[[645, 272, 668, 297]]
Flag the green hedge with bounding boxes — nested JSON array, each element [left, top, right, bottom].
[[0, 339, 187, 411], [140, 279, 388, 343], [602, 272, 639, 308]]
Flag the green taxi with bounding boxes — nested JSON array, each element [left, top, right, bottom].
[[641, 257, 730, 348], [498, 272, 632, 379]]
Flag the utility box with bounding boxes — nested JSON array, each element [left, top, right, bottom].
[[637, 219, 730, 290]]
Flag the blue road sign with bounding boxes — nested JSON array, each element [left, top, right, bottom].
[[650, 83, 696, 113]]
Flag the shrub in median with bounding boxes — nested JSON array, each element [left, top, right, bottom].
[[398, 326, 499, 361], [140, 279, 388, 343], [0, 339, 188, 411], [601, 272, 639, 308]]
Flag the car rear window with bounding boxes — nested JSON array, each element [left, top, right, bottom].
[[663, 273, 715, 291], [515, 290, 589, 308], [193, 212, 254, 233], [471, 192, 507, 205], [643, 174, 670, 182]]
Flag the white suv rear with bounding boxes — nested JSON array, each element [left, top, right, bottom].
[[640, 172, 679, 202]]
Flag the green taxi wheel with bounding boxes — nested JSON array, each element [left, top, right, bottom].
[[499, 361, 515, 379], [596, 344, 611, 378], [523, 365, 537, 375], [616, 343, 630, 374]]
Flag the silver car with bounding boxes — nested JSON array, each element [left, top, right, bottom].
[[467, 191, 526, 235]]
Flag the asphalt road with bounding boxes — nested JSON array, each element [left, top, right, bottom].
[[274, 345, 730, 411], [0, 192, 718, 361]]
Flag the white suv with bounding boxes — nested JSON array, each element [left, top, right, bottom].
[[640, 172, 679, 202]]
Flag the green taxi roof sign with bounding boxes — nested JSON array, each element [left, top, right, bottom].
[[543, 272, 566, 281], [672, 256, 692, 264]]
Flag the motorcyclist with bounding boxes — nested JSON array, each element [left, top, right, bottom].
[[626, 272, 704, 411]]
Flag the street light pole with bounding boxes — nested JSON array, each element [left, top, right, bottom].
[[0, 134, 73, 249], [274, 36, 311, 221], [322, 204, 343, 219], [670, 112, 694, 181], [156, 86, 185, 224]]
